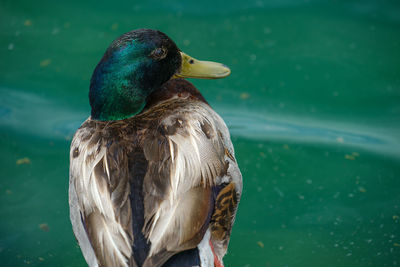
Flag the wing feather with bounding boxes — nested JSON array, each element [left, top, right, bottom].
[[141, 101, 242, 265], [69, 99, 242, 267], [69, 122, 133, 267]]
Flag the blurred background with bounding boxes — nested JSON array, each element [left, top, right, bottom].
[[1, 0, 400, 266]]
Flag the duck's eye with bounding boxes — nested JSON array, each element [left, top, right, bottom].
[[150, 47, 167, 60]]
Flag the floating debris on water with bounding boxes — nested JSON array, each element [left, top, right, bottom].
[[111, 23, 119, 31], [336, 137, 344, 143], [358, 186, 366, 193], [345, 152, 360, 160], [40, 59, 52, 67], [283, 144, 289, 150], [39, 223, 49, 232], [24, 20, 32, 26], [16, 157, 31, 165], [257, 241, 264, 248], [240, 92, 250, 100]]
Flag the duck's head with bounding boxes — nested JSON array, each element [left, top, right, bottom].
[[89, 29, 230, 121]]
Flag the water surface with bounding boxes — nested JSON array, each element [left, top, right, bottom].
[[1, 0, 400, 266]]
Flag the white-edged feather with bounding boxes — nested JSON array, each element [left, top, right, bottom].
[[146, 102, 233, 257], [198, 229, 214, 267], [69, 124, 132, 267]]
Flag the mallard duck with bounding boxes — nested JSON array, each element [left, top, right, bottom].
[[69, 29, 242, 267]]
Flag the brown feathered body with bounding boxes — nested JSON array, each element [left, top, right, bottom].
[[69, 79, 242, 267]]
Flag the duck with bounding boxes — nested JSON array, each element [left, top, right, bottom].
[[69, 29, 242, 267]]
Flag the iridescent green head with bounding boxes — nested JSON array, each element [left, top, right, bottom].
[[89, 29, 230, 121]]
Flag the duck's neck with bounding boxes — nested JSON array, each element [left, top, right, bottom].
[[89, 51, 154, 121], [89, 78, 147, 121]]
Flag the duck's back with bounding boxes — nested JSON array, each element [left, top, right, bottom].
[[69, 79, 242, 267]]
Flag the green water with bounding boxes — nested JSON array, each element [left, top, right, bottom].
[[1, 0, 400, 266]]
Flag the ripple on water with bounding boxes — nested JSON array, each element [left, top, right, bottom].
[[1, 86, 399, 159], [219, 108, 400, 159]]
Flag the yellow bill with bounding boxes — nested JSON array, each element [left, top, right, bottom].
[[174, 52, 231, 79]]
